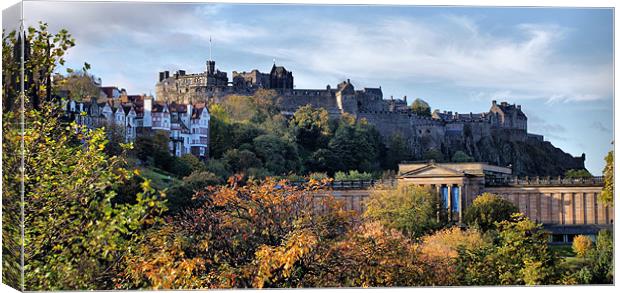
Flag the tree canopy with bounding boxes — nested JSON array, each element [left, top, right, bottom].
[[411, 98, 431, 117]]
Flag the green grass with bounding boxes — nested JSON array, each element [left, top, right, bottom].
[[140, 166, 181, 190], [550, 244, 575, 258]]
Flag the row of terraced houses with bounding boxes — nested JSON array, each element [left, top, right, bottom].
[[61, 86, 210, 158]]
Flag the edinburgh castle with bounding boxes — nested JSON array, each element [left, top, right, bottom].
[[156, 58, 587, 176]]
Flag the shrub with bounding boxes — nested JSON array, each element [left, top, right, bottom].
[[334, 170, 374, 181]]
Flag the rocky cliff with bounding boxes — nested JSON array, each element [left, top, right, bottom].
[[458, 133, 586, 176]]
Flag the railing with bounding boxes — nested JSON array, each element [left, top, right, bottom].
[[289, 179, 397, 190], [485, 176, 604, 187]]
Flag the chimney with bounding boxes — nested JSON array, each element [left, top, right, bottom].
[[403, 95, 407, 104], [164, 71, 170, 79], [492, 100, 497, 106], [516, 105, 521, 110], [347, 78, 350, 84], [159, 72, 165, 82]]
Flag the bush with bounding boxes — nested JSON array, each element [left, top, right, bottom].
[[334, 170, 374, 181], [309, 172, 328, 181], [572, 235, 593, 257]]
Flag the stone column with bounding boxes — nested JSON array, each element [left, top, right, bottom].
[[447, 184, 453, 221], [458, 184, 463, 224]]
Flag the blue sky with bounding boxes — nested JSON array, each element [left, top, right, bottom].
[[18, 2, 613, 174]]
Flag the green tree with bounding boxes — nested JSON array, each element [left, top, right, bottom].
[[290, 104, 331, 151], [463, 193, 519, 232], [451, 150, 473, 163], [364, 185, 441, 238], [455, 214, 563, 285], [601, 150, 613, 206], [411, 98, 431, 117], [423, 148, 444, 162], [328, 118, 382, 172], [383, 133, 412, 170], [2, 22, 75, 112], [16, 105, 165, 290], [564, 169, 593, 179], [576, 230, 614, 284], [252, 134, 301, 175], [223, 149, 263, 173]]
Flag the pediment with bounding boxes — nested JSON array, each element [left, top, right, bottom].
[[400, 164, 466, 178]]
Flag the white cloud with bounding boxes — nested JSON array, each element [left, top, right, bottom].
[[242, 15, 611, 103], [20, 2, 612, 103]]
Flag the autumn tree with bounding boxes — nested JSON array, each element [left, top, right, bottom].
[[52, 63, 101, 100], [572, 235, 593, 258], [463, 193, 519, 232], [119, 177, 356, 289], [301, 222, 432, 287], [418, 227, 490, 285]]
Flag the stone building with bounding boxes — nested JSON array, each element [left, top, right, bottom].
[[62, 91, 210, 159], [317, 161, 612, 243]]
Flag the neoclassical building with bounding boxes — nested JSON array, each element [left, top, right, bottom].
[[320, 161, 612, 243]]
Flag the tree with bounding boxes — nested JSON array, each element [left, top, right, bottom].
[[133, 130, 174, 170], [302, 222, 431, 287], [411, 98, 431, 117], [600, 150, 613, 206], [383, 133, 412, 170], [572, 235, 593, 258], [455, 214, 564, 285], [328, 118, 383, 172], [463, 193, 519, 232], [222, 149, 263, 173], [13, 104, 165, 290], [576, 230, 614, 284], [290, 104, 331, 151], [53, 65, 101, 101], [2, 22, 75, 112], [418, 227, 489, 285], [305, 148, 342, 175], [564, 169, 593, 179], [364, 185, 441, 238], [118, 177, 355, 289], [252, 134, 301, 175], [451, 151, 473, 163], [422, 148, 444, 162]]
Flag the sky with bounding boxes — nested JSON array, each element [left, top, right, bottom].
[[8, 1, 614, 174]]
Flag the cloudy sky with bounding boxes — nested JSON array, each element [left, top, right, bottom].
[[11, 1, 614, 174]]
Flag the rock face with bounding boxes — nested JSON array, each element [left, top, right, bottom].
[[450, 132, 586, 176]]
